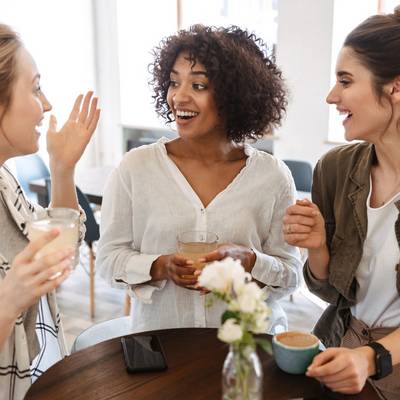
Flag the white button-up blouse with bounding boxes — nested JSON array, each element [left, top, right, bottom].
[[97, 138, 301, 333]]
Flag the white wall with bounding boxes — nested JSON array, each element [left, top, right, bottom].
[[274, 0, 337, 165]]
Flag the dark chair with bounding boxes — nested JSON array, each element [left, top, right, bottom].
[[14, 154, 50, 204], [45, 178, 100, 319], [282, 159, 313, 193]]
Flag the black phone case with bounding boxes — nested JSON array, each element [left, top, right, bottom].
[[121, 335, 168, 373]]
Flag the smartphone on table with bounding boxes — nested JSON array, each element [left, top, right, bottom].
[[121, 334, 168, 373]]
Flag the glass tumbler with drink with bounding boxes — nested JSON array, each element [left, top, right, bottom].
[[177, 230, 218, 288], [27, 207, 80, 279]]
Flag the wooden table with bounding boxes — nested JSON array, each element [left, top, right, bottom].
[[28, 166, 113, 206], [26, 328, 380, 400]]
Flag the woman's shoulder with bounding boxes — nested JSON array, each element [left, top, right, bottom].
[[246, 147, 294, 192], [318, 141, 372, 168], [0, 164, 19, 191], [117, 138, 168, 172], [249, 146, 291, 176]]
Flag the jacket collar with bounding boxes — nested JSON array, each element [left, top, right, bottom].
[[347, 143, 376, 241]]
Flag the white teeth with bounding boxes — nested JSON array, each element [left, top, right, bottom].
[[176, 110, 199, 117], [338, 110, 352, 119]]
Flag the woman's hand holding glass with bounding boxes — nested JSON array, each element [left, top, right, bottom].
[[0, 229, 74, 320], [152, 243, 256, 290], [47, 91, 100, 172], [283, 199, 327, 250], [199, 243, 256, 273], [151, 254, 197, 288]]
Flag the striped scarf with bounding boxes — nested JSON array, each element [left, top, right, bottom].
[[0, 165, 68, 400]]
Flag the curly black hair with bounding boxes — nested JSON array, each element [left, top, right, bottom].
[[150, 25, 287, 143]]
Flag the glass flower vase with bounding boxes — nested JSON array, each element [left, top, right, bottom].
[[222, 344, 263, 400]]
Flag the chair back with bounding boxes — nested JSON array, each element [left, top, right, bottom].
[[282, 159, 313, 193], [45, 178, 100, 245], [14, 154, 50, 203], [71, 316, 133, 352], [76, 186, 100, 245]]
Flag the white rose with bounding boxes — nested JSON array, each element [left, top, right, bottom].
[[236, 282, 264, 313], [252, 315, 270, 334], [198, 257, 248, 295], [231, 262, 251, 292], [198, 261, 229, 293], [217, 319, 243, 343], [251, 302, 271, 333]]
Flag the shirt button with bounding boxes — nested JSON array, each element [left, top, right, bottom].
[[362, 328, 369, 336]]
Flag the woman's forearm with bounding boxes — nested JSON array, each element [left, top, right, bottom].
[[307, 244, 330, 280], [49, 165, 79, 210]]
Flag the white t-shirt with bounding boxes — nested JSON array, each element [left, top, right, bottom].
[[351, 180, 400, 328], [97, 138, 301, 334]]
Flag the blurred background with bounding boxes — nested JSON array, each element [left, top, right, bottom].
[[1, 0, 398, 173]]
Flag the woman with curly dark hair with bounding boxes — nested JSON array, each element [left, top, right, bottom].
[[98, 25, 301, 334]]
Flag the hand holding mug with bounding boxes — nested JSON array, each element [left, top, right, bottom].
[[306, 347, 374, 394]]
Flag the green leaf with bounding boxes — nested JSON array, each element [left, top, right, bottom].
[[221, 310, 240, 324], [255, 338, 272, 355]]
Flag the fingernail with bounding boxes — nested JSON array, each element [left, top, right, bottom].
[[198, 258, 206, 262], [186, 260, 194, 265]]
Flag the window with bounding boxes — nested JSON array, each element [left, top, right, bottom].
[[1, 0, 96, 166], [327, 0, 379, 143], [117, 0, 177, 130], [117, 0, 278, 130], [328, 0, 399, 143], [180, 0, 277, 46]]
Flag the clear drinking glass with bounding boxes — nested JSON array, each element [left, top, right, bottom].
[[177, 230, 219, 270], [176, 231, 218, 288], [27, 207, 80, 265]]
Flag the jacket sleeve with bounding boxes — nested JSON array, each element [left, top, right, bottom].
[[96, 165, 166, 304], [251, 169, 302, 301], [303, 157, 340, 304]]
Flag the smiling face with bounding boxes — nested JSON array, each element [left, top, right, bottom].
[[0, 46, 52, 159], [326, 46, 393, 142], [166, 52, 225, 141]]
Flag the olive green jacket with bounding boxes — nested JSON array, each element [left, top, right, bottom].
[[303, 141, 397, 347]]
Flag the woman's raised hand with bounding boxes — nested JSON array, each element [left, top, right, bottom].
[[47, 91, 100, 171], [0, 230, 74, 320], [283, 199, 326, 250]]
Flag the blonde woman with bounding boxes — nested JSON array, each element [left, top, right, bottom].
[[0, 24, 100, 399]]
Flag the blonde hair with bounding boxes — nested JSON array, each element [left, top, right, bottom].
[[0, 24, 22, 116]]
